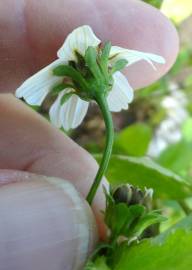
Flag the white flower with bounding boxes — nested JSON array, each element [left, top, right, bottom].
[[16, 25, 165, 130]]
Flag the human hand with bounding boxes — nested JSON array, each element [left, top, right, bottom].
[[0, 0, 178, 269]]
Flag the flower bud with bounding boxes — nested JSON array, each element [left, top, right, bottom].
[[113, 185, 153, 209], [113, 185, 133, 204]]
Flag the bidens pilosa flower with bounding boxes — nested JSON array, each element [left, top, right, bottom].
[[16, 25, 165, 131], [15, 25, 165, 205]]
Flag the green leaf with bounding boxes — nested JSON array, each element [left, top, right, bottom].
[[95, 155, 192, 199], [114, 214, 192, 270], [111, 59, 128, 73], [113, 123, 152, 156], [158, 140, 192, 179]]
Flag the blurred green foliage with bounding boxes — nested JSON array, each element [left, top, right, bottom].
[[158, 140, 192, 180], [143, 0, 163, 8], [113, 123, 152, 156]]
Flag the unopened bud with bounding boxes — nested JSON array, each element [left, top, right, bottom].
[[113, 185, 133, 204], [113, 185, 153, 208]]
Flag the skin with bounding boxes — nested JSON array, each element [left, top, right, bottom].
[[0, 0, 179, 269]]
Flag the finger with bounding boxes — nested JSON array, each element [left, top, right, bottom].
[[0, 0, 178, 92], [0, 170, 97, 270], [0, 94, 106, 238]]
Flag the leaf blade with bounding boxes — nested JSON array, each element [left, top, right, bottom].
[[95, 155, 192, 199], [114, 214, 192, 270]]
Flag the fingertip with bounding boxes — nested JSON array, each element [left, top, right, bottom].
[[123, 2, 179, 89], [0, 170, 98, 270]]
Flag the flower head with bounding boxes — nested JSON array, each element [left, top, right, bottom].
[[16, 25, 165, 130]]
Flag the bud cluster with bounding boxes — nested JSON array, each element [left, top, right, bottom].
[[113, 184, 153, 209], [104, 184, 165, 247]]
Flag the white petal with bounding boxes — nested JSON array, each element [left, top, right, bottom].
[[109, 46, 165, 70], [107, 71, 134, 112], [49, 90, 89, 130], [15, 59, 64, 106], [49, 90, 68, 128], [57, 25, 101, 62]]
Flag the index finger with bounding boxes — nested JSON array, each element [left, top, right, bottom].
[[0, 0, 178, 92]]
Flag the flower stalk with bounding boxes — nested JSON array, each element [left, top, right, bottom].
[[86, 94, 114, 205]]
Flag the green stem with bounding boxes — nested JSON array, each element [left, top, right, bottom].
[[86, 94, 114, 205]]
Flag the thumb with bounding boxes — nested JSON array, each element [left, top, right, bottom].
[[0, 170, 98, 270]]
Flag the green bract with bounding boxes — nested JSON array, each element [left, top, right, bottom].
[[52, 42, 118, 103], [104, 186, 165, 244]]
